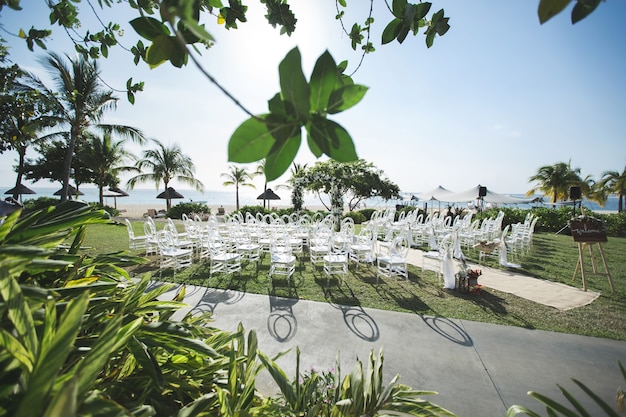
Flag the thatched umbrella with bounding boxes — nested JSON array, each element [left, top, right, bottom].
[[53, 185, 84, 199], [5, 183, 36, 203], [157, 187, 184, 210], [257, 188, 280, 201], [103, 186, 130, 209]]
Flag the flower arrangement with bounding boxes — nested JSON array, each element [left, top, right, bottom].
[[457, 264, 483, 294]]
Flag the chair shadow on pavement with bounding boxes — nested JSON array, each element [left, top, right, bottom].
[[421, 316, 473, 346], [267, 287, 299, 342], [324, 283, 380, 342], [187, 285, 245, 315]]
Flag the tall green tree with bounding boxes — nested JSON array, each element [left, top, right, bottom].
[[299, 159, 400, 212], [24, 52, 144, 201], [0, 44, 56, 199], [221, 165, 255, 211], [127, 138, 204, 210], [77, 133, 137, 205], [526, 161, 582, 204], [23, 139, 91, 199], [598, 166, 626, 213]]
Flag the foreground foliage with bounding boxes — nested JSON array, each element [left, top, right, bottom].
[[0, 202, 456, 416]]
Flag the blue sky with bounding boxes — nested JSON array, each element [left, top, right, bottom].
[[1, 1, 625, 197]]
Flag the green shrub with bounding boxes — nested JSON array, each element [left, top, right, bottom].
[[166, 202, 210, 219], [22, 196, 59, 211], [471, 206, 626, 237], [236, 205, 270, 220], [358, 208, 376, 221], [88, 202, 119, 217], [343, 211, 366, 224]]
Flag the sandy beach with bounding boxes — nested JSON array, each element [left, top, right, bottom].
[[115, 203, 335, 220]]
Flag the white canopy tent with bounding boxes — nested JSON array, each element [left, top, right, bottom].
[[414, 185, 456, 202], [445, 185, 541, 205]]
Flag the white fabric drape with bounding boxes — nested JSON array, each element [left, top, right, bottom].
[[498, 241, 521, 268], [442, 245, 456, 289]]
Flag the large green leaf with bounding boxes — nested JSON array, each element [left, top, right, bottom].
[[145, 34, 176, 68], [265, 133, 301, 181], [327, 84, 368, 114], [392, 0, 408, 17], [228, 116, 275, 163], [309, 50, 339, 113], [538, 0, 572, 24], [307, 117, 358, 162], [382, 18, 401, 44], [571, 0, 600, 24], [279, 47, 310, 123], [129, 17, 170, 41], [0, 267, 38, 358], [0, 329, 34, 372]]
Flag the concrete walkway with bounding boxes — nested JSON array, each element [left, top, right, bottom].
[[160, 281, 626, 417]]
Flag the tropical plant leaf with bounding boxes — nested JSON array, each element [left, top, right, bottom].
[[129, 16, 170, 41], [306, 117, 358, 162], [538, 0, 572, 24], [14, 293, 89, 417], [309, 50, 339, 113], [327, 84, 368, 114], [146, 34, 176, 67], [382, 18, 401, 44], [571, 0, 600, 24], [228, 116, 275, 163], [265, 134, 301, 181], [279, 47, 310, 123]]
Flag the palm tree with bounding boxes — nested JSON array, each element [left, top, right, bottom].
[[25, 53, 144, 201], [527, 161, 581, 204], [127, 139, 204, 210], [77, 133, 137, 205], [221, 165, 255, 211], [253, 160, 271, 209], [598, 166, 626, 213]]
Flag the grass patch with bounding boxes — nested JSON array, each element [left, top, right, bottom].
[[82, 220, 626, 341]]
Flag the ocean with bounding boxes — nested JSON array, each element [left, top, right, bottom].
[[2, 186, 621, 212]]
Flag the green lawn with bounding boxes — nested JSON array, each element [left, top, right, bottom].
[[83, 219, 626, 341]]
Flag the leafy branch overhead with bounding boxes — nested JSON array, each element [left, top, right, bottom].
[[227, 47, 368, 181]]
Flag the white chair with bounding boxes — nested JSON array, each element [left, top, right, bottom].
[[269, 236, 296, 285], [349, 228, 376, 268], [125, 219, 147, 250], [158, 230, 193, 276], [309, 225, 331, 266], [377, 236, 409, 283], [235, 231, 261, 265], [143, 220, 159, 256], [478, 224, 510, 264], [422, 233, 453, 283], [207, 235, 241, 277], [323, 234, 349, 284]]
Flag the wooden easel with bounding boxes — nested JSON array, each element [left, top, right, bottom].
[[570, 209, 613, 292], [572, 241, 613, 292]]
